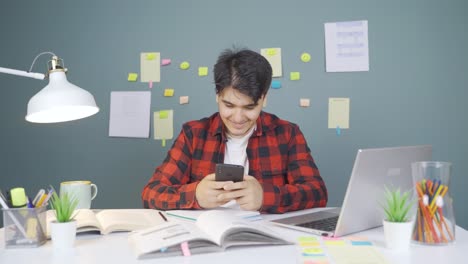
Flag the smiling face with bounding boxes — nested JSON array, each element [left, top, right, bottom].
[[217, 86, 265, 138]]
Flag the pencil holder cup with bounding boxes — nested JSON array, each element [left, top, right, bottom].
[[411, 161, 455, 245], [1, 206, 47, 248]]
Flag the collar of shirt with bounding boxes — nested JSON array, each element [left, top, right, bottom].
[[208, 111, 273, 140]]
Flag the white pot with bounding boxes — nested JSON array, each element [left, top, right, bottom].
[[383, 220, 414, 250], [50, 220, 77, 249]]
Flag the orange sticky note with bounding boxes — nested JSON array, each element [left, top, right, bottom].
[[179, 96, 189, 104], [300, 98, 310, 107]]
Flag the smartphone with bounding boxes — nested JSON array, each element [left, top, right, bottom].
[[215, 164, 244, 182]]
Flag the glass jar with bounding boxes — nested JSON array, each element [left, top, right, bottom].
[[411, 161, 455, 245]]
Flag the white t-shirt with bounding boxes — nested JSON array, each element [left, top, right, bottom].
[[223, 126, 255, 175]]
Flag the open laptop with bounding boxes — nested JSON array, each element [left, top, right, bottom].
[[271, 145, 432, 237]]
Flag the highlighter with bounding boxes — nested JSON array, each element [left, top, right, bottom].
[[10, 187, 28, 208]]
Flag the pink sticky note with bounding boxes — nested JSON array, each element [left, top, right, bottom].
[[149, 81, 153, 89], [161, 59, 171, 66], [180, 242, 191, 256]]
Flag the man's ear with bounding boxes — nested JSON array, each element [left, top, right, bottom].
[[216, 94, 219, 103]]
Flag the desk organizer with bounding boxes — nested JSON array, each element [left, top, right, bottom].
[[412, 161, 456, 245], [2, 206, 47, 248]]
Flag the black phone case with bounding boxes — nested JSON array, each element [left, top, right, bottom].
[[215, 164, 244, 182]]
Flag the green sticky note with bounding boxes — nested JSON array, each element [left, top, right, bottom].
[[159, 111, 169, 119], [301, 52, 311, 62], [146, 53, 157, 60], [162, 139, 166, 147], [198, 67, 208, 76], [290, 72, 300, 81], [128, 73, 138, 82], [180, 61, 190, 70], [267, 48, 277, 56]]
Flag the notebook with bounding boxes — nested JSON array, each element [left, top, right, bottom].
[[271, 145, 432, 237]]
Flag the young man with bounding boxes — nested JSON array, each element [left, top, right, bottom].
[[142, 48, 327, 213]]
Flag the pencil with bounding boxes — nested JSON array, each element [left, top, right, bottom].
[[159, 211, 168, 222]]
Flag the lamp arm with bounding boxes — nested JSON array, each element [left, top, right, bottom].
[[0, 51, 58, 81], [0, 67, 45, 80]]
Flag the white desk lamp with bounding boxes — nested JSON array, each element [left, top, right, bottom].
[[0, 52, 99, 123]]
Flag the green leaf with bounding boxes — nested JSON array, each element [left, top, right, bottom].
[[49, 191, 78, 223], [381, 185, 414, 222]]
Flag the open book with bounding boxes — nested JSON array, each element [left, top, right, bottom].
[[128, 210, 292, 259], [46, 209, 165, 237]]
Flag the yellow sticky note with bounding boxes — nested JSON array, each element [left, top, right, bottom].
[[261, 48, 282, 77], [299, 241, 321, 247], [164, 88, 174, 97], [159, 111, 168, 119], [267, 48, 277, 56], [324, 240, 346, 246], [180, 61, 190, 70], [146, 53, 157, 60], [298, 236, 319, 243], [154, 110, 174, 141], [301, 52, 311, 62], [198, 67, 208, 76], [290, 72, 300, 81], [127, 73, 138, 82], [141, 52, 161, 83], [302, 247, 324, 255], [328, 97, 350, 129]]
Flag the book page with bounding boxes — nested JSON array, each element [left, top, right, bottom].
[[128, 221, 215, 259], [46, 209, 101, 237], [196, 210, 251, 245], [96, 209, 165, 234], [73, 209, 102, 232]]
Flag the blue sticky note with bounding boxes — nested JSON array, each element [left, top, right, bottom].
[[336, 126, 341, 136], [271, 80, 281, 89], [351, 241, 373, 246]]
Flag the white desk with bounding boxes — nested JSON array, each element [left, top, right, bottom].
[[1, 208, 467, 264]]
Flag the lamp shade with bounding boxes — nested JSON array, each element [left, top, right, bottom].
[[25, 71, 99, 123]]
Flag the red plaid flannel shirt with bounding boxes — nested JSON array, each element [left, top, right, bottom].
[[142, 111, 328, 213]]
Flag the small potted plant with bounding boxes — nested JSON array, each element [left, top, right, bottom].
[[49, 191, 79, 249], [381, 186, 415, 250]]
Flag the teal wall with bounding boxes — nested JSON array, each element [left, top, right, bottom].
[[1, 0, 467, 229]]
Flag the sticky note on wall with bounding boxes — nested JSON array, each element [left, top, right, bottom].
[[128, 73, 138, 82], [198, 67, 208, 76], [161, 59, 171, 66], [290, 72, 300, 81], [300, 98, 310, 107], [328, 97, 350, 129], [261, 48, 282, 77], [154, 110, 174, 140], [164, 88, 174, 97], [179, 96, 189, 104], [141, 52, 161, 83], [271, 80, 281, 89]]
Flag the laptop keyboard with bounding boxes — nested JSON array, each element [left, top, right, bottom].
[[297, 216, 339, 231]]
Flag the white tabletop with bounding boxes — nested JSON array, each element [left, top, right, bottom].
[[1, 208, 467, 264]]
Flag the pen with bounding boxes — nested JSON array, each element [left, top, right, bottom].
[[38, 189, 54, 207], [159, 211, 168, 222], [32, 189, 45, 206]]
